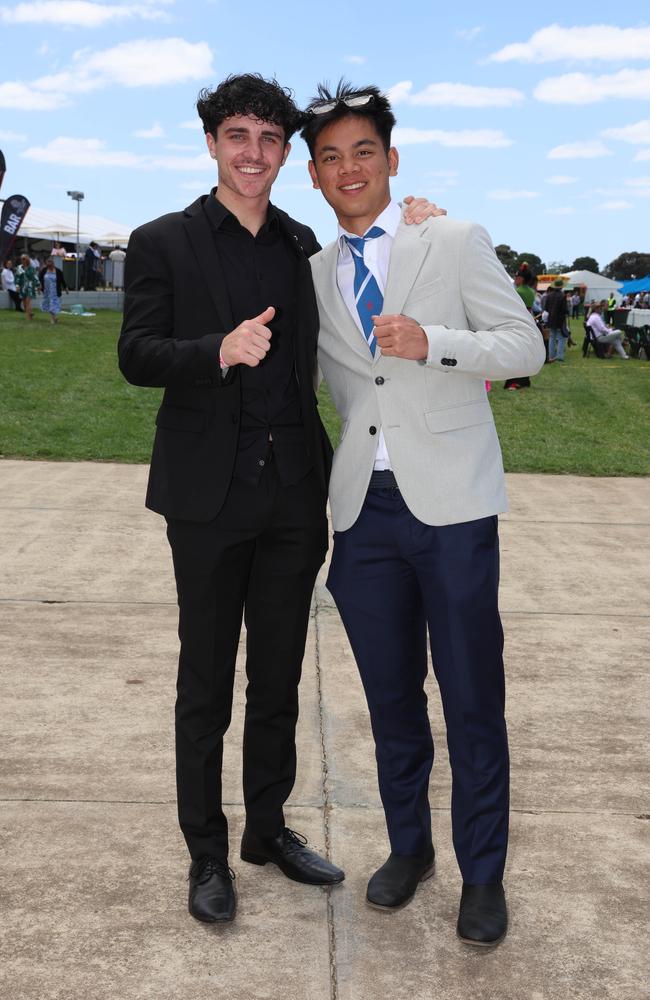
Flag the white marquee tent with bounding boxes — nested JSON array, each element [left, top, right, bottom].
[[560, 270, 623, 305], [19, 205, 131, 245]]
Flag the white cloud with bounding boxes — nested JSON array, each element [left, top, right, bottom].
[[0, 80, 69, 110], [535, 68, 650, 105], [547, 141, 612, 159], [546, 207, 575, 215], [21, 135, 214, 171], [457, 26, 483, 42], [387, 80, 524, 107], [489, 24, 650, 63], [22, 136, 143, 167], [598, 200, 632, 210], [393, 127, 513, 148], [180, 118, 203, 130], [343, 55, 366, 65], [426, 169, 459, 187], [0, 129, 27, 141], [488, 189, 540, 200], [0, 37, 213, 110], [0, 1, 171, 27], [625, 176, 650, 187], [133, 122, 165, 139], [634, 149, 650, 161], [81, 37, 212, 87], [546, 175, 578, 184], [602, 119, 650, 145]]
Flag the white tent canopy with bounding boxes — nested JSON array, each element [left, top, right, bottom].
[[561, 270, 623, 305], [19, 205, 131, 245]]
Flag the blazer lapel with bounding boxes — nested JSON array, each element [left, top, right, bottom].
[[314, 240, 375, 362], [383, 222, 431, 316], [182, 200, 234, 332]]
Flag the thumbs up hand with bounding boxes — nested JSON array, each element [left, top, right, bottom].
[[220, 306, 275, 367]]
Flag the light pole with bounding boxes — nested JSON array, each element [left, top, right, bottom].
[[67, 190, 84, 291]]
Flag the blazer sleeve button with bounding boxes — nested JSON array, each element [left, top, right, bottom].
[[375, 376, 384, 385], [369, 425, 377, 435]]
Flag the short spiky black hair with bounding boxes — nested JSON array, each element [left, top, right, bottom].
[[301, 80, 396, 157], [196, 73, 303, 142]]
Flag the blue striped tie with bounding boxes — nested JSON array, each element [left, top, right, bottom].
[[344, 226, 385, 356]]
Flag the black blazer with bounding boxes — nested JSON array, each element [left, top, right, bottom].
[[118, 196, 332, 522]]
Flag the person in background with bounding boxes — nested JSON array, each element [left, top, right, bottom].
[[16, 253, 39, 320], [2, 258, 23, 312], [504, 262, 535, 388], [546, 278, 568, 362], [570, 290, 581, 319], [108, 245, 126, 290], [83, 242, 100, 290], [51, 242, 66, 271], [39, 256, 67, 324], [587, 303, 629, 359]]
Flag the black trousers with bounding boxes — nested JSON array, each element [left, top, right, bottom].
[[8, 290, 23, 311], [166, 463, 328, 861]]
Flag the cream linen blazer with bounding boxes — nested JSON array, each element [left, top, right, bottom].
[[310, 216, 546, 531]]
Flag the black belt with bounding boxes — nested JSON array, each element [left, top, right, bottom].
[[368, 470, 398, 490]]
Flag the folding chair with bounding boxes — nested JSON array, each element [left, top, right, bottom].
[[582, 322, 608, 359]]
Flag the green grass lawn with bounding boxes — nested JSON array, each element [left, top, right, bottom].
[[0, 308, 648, 474]]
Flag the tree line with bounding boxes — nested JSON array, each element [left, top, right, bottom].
[[494, 246, 650, 282]]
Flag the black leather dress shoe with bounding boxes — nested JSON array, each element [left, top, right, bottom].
[[188, 856, 236, 923], [240, 827, 345, 885], [366, 847, 435, 910], [457, 882, 508, 946]]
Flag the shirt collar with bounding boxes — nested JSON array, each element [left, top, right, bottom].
[[337, 200, 401, 254], [203, 187, 280, 233]]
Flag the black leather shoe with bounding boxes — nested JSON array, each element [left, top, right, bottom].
[[366, 847, 435, 910], [188, 856, 236, 923], [240, 827, 345, 885], [457, 882, 508, 946]]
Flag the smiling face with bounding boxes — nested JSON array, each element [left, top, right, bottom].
[[308, 114, 398, 235], [206, 114, 290, 211]]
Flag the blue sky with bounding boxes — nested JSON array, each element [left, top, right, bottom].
[[1, 0, 649, 270]]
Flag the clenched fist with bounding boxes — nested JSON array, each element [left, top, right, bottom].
[[220, 305, 275, 367], [372, 313, 428, 360]]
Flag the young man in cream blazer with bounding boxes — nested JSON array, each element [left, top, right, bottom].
[[301, 83, 545, 947]]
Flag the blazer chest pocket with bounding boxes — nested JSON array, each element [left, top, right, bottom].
[[424, 399, 493, 434], [405, 275, 446, 307], [156, 405, 207, 433]]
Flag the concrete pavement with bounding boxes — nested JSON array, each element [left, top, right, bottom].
[[0, 460, 648, 1000]]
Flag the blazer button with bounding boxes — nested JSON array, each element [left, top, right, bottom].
[[369, 426, 377, 435], [375, 376, 384, 385]]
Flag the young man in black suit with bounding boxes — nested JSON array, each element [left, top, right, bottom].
[[118, 74, 344, 924]]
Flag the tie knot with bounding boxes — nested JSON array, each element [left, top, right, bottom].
[[344, 226, 385, 256]]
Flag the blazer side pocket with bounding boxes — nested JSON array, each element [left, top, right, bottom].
[[424, 399, 493, 434]]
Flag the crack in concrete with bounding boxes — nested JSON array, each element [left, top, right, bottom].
[[314, 595, 339, 1000]]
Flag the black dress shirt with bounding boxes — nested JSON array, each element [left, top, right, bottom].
[[203, 191, 312, 486]]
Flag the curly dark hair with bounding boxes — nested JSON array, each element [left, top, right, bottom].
[[196, 73, 303, 141], [301, 80, 396, 158]]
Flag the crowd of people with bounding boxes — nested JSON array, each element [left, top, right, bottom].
[[1, 242, 128, 320], [500, 263, 634, 386]]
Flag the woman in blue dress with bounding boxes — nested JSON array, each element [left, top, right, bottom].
[[16, 254, 39, 320], [39, 256, 67, 324]]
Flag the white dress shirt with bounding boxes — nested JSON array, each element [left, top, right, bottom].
[[336, 200, 401, 470]]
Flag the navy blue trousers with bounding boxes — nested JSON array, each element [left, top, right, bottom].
[[327, 486, 509, 884]]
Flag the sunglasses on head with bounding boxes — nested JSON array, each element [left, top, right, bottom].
[[309, 93, 374, 116]]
